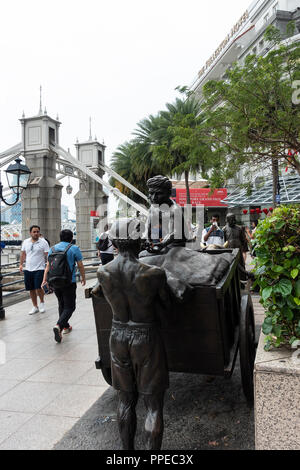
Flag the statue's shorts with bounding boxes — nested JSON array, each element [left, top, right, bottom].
[[109, 321, 169, 395]]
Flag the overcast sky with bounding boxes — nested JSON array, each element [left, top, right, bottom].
[[0, 0, 250, 212]]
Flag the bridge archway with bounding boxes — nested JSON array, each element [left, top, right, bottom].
[[0, 106, 148, 248]]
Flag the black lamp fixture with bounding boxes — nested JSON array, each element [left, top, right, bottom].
[[2, 157, 32, 204], [0, 157, 31, 320], [66, 177, 73, 195]]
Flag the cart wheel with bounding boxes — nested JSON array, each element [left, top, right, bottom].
[[239, 294, 256, 405], [101, 366, 112, 386]]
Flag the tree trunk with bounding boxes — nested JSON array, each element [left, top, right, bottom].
[[272, 159, 279, 207], [184, 170, 191, 205]]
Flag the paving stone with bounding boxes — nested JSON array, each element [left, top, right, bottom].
[[0, 411, 34, 445], [59, 343, 98, 362], [0, 358, 53, 381], [0, 414, 77, 450], [76, 367, 109, 387], [41, 384, 107, 418], [0, 381, 66, 413], [0, 380, 19, 398], [27, 360, 93, 384]]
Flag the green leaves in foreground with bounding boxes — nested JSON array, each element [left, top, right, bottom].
[[254, 205, 300, 351]]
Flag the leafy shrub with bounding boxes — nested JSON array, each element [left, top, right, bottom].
[[253, 205, 300, 351]]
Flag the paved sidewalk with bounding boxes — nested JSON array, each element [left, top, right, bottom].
[[55, 292, 264, 450], [0, 279, 109, 450], [0, 256, 265, 450]]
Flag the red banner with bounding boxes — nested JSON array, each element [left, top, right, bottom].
[[173, 188, 228, 207]]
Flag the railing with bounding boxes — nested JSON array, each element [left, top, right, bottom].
[[0, 248, 102, 299]]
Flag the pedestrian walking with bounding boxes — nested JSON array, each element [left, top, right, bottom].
[[39, 233, 53, 294], [41, 229, 86, 343], [97, 224, 114, 265], [19, 225, 49, 315]]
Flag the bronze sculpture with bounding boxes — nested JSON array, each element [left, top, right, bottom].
[[91, 179, 242, 450], [146, 175, 189, 253], [223, 213, 248, 266], [93, 218, 171, 450]]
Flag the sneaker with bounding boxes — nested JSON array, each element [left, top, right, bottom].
[[39, 303, 46, 313], [63, 326, 72, 335], [53, 326, 62, 343], [29, 306, 39, 315]]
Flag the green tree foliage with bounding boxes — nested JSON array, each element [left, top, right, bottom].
[[150, 97, 212, 204], [110, 96, 212, 203], [201, 25, 300, 188], [253, 205, 300, 350], [110, 141, 153, 204]]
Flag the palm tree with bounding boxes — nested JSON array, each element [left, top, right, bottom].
[[110, 141, 144, 203], [151, 96, 210, 204], [132, 114, 166, 181], [110, 96, 213, 206]]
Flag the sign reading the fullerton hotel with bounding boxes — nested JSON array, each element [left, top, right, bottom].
[[198, 10, 249, 78]]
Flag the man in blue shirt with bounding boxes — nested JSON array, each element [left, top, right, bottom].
[[42, 229, 86, 343]]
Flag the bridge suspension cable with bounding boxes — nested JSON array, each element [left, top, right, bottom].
[[0, 141, 150, 217], [53, 145, 149, 216]]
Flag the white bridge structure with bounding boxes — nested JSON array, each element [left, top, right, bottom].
[[0, 221, 77, 242], [0, 101, 148, 249]]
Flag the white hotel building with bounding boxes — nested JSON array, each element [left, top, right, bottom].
[[189, 0, 300, 220]]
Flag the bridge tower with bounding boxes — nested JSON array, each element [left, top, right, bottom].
[[20, 104, 63, 245], [74, 131, 108, 250]]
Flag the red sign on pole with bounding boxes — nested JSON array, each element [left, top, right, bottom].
[[173, 188, 228, 207], [90, 210, 99, 217]]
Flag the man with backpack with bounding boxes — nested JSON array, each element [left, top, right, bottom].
[[41, 229, 86, 343], [97, 224, 114, 265]]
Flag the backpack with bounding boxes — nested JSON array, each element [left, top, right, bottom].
[[97, 234, 110, 252], [47, 243, 74, 289]]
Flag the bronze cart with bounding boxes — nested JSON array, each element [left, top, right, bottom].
[[89, 249, 256, 404]]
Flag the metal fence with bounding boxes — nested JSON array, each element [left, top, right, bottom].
[[1, 249, 101, 299]]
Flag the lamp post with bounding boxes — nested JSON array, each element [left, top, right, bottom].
[[0, 158, 31, 320]]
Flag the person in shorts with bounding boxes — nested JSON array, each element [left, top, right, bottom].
[[93, 218, 171, 450], [42, 229, 86, 342], [19, 225, 49, 315]]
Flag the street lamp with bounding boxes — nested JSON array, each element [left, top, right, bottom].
[[0, 157, 31, 320]]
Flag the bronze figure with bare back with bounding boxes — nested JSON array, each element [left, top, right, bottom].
[[93, 218, 171, 450]]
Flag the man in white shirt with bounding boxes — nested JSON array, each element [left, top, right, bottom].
[[19, 225, 49, 314], [201, 215, 225, 247], [97, 224, 114, 265]]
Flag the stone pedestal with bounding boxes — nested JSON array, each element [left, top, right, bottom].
[[254, 331, 300, 450], [75, 180, 107, 250], [22, 153, 62, 245], [20, 112, 62, 245]]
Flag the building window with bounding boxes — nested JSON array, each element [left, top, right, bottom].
[[49, 127, 55, 145]]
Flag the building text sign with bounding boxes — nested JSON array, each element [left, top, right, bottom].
[[173, 188, 228, 207], [198, 10, 249, 78]]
